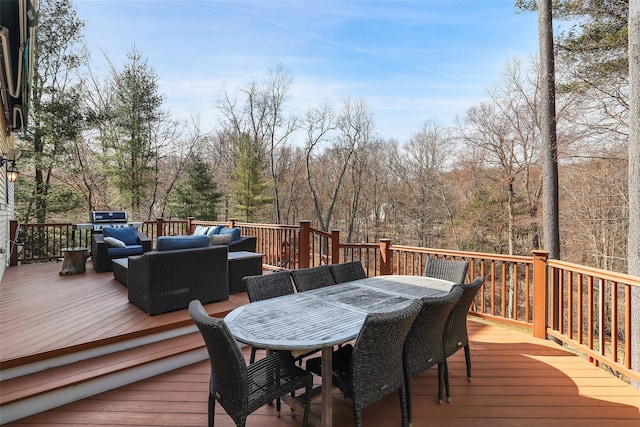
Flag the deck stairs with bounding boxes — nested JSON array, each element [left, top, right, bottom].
[[0, 314, 220, 424]]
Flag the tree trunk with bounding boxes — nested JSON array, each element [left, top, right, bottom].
[[538, 0, 561, 337], [628, 0, 640, 389], [538, 0, 560, 260]]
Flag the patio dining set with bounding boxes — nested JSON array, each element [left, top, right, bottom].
[[189, 258, 484, 427]]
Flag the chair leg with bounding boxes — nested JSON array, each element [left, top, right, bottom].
[[208, 393, 215, 427], [250, 346, 257, 364], [354, 404, 363, 427], [436, 362, 444, 404], [399, 385, 409, 427], [443, 360, 452, 403], [464, 344, 472, 381], [405, 375, 413, 425], [302, 379, 312, 427]]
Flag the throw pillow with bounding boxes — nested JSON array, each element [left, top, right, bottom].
[[209, 233, 232, 246], [193, 225, 210, 235], [206, 225, 225, 236], [218, 227, 242, 242], [104, 236, 126, 248], [103, 226, 139, 245]]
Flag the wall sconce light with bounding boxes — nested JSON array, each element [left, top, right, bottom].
[[4, 160, 19, 182], [1, 149, 21, 182]]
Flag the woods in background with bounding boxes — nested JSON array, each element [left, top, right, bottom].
[[14, 0, 633, 274]]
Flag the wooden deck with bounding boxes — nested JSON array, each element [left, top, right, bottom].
[[0, 261, 247, 366], [1, 262, 639, 426]]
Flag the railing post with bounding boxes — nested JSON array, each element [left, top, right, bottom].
[[186, 217, 194, 234], [299, 221, 311, 269], [379, 238, 392, 275], [156, 217, 164, 238], [331, 229, 340, 264], [9, 220, 18, 266], [229, 219, 236, 229], [532, 250, 549, 339]]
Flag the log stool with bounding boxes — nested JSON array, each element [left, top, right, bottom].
[[60, 247, 90, 275]]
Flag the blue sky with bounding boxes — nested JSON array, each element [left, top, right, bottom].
[[75, 0, 540, 143]]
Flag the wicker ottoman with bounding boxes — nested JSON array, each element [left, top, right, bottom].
[[227, 251, 263, 294], [112, 258, 129, 287]]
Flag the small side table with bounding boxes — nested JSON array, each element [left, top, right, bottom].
[[227, 251, 264, 294], [60, 247, 90, 275]]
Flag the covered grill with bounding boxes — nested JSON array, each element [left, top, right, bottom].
[[74, 211, 141, 232], [91, 211, 128, 231]]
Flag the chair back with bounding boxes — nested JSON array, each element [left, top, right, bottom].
[[244, 271, 294, 302], [423, 258, 469, 284], [444, 277, 484, 357], [350, 299, 422, 410], [403, 286, 463, 378], [291, 265, 336, 292], [330, 260, 367, 284], [189, 300, 248, 417]]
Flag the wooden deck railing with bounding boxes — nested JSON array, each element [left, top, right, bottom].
[[7, 218, 639, 383], [545, 257, 639, 382]]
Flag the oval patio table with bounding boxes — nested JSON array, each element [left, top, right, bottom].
[[224, 275, 455, 427]]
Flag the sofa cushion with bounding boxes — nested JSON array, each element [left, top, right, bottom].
[[206, 225, 225, 236], [193, 225, 210, 235], [209, 233, 232, 246], [103, 226, 139, 246], [219, 227, 241, 242], [107, 245, 144, 257], [104, 236, 126, 248], [156, 235, 211, 251]]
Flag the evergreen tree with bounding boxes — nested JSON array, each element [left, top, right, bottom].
[[230, 133, 271, 222], [104, 46, 165, 214], [168, 155, 222, 220]]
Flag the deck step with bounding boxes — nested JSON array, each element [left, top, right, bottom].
[[0, 327, 211, 424]]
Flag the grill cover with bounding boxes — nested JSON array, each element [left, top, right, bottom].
[[91, 211, 128, 223]]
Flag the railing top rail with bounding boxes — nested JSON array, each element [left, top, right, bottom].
[[549, 259, 640, 287], [237, 223, 300, 230], [339, 242, 379, 248], [19, 223, 73, 227], [390, 244, 533, 263], [309, 227, 331, 238]]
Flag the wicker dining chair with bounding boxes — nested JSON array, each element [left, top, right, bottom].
[[443, 277, 485, 399], [330, 260, 367, 284], [290, 265, 336, 292], [403, 287, 463, 425], [306, 299, 422, 427], [189, 300, 313, 427], [244, 271, 294, 303], [422, 258, 469, 284], [243, 271, 295, 363]]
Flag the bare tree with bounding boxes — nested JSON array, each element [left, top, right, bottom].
[[263, 65, 298, 223], [391, 120, 451, 248], [154, 115, 204, 219], [338, 98, 374, 241], [457, 61, 540, 257], [216, 65, 297, 223], [301, 101, 337, 231]]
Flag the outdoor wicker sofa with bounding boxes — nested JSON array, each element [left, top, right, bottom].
[[127, 240, 229, 315]]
